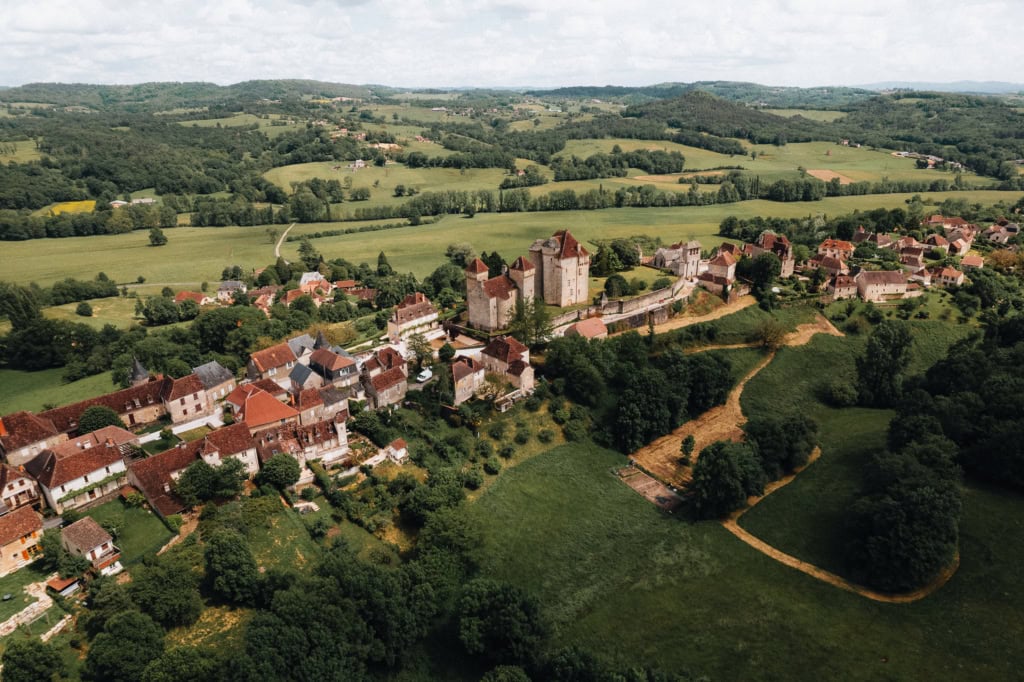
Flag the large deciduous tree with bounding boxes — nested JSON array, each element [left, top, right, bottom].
[[77, 405, 126, 434], [856, 320, 913, 407]]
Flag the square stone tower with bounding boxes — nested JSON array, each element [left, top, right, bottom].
[[528, 230, 590, 307]]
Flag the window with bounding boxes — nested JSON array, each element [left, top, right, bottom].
[[5, 484, 11, 491], [105, 466, 110, 474], [60, 485, 66, 493], [183, 408, 188, 415], [180, 398, 186, 405], [83, 475, 89, 483], [193, 392, 198, 400]]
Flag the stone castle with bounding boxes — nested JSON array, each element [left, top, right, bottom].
[[466, 230, 591, 331]]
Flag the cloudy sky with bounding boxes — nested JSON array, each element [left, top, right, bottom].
[[2, 0, 1021, 88]]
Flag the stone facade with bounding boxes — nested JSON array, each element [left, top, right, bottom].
[[528, 230, 591, 307]]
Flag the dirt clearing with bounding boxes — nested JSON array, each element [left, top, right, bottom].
[[616, 467, 682, 511], [807, 169, 854, 184]]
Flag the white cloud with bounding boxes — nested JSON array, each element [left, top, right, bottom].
[[1, 0, 1022, 87]]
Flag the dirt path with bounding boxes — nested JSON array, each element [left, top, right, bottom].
[[274, 222, 297, 260], [610, 295, 758, 338], [632, 314, 844, 486], [722, 447, 960, 604]]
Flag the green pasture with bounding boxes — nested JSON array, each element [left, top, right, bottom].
[[0, 139, 42, 162], [179, 112, 304, 137], [762, 108, 847, 122], [0, 368, 115, 415], [2, 190, 1019, 288], [469, 441, 1024, 680]]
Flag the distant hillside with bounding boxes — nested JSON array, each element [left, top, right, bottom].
[[527, 81, 875, 108], [860, 81, 1024, 95], [624, 91, 835, 145], [0, 80, 382, 109]]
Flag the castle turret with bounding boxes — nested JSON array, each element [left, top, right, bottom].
[[508, 256, 535, 304], [465, 258, 489, 283]]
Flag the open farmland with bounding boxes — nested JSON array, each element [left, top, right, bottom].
[[762, 108, 847, 122], [178, 112, 305, 137], [469, 443, 1024, 681], [2, 190, 1020, 286]]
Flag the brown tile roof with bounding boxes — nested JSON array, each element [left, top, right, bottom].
[[719, 242, 739, 254], [452, 357, 483, 383], [393, 293, 437, 324], [709, 251, 736, 267], [231, 387, 298, 429], [698, 273, 732, 286], [371, 367, 407, 393], [482, 336, 529, 364], [819, 238, 854, 252], [553, 230, 589, 259], [466, 258, 489, 274], [857, 270, 907, 286], [832, 275, 857, 288], [311, 348, 355, 372], [507, 360, 530, 377], [389, 438, 407, 451], [0, 463, 32, 490], [926, 234, 949, 246], [938, 267, 964, 279], [174, 291, 207, 305], [961, 255, 984, 268], [62, 516, 110, 552], [163, 374, 204, 402], [254, 417, 347, 464], [249, 343, 297, 373], [39, 378, 170, 434], [508, 256, 534, 271], [566, 317, 607, 339], [375, 347, 405, 371], [25, 429, 131, 489], [298, 388, 324, 410], [0, 411, 60, 451], [482, 276, 515, 300], [349, 288, 377, 302], [250, 379, 289, 398], [335, 279, 357, 289], [0, 506, 41, 547]]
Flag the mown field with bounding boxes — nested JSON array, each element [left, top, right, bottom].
[[3, 190, 1019, 287], [178, 112, 305, 138], [0, 368, 115, 414], [468, 440, 1024, 680], [762, 108, 848, 122], [0, 138, 42, 162]]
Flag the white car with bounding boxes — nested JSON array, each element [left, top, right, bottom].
[[415, 368, 433, 383]]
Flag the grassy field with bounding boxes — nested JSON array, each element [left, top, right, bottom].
[[2, 190, 1020, 287], [178, 112, 304, 138], [762, 109, 847, 122], [85, 499, 174, 565], [0, 139, 42, 162], [0, 368, 115, 415], [0, 563, 49, 623], [468, 442, 1024, 680]]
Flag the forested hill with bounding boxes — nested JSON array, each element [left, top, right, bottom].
[[528, 81, 877, 107], [0, 80, 380, 109], [624, 91, 833, 144]]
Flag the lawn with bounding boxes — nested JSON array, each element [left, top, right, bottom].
[[762, 109, 848, 122], [0, 368, 115, 415], [468, 442, 1024, 680], [2, 190, 1020, 287], [0, 562, 49, 623], [84, 499, 174, 565]]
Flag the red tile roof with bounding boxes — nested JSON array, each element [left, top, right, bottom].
[[566, 317, 607, 339], [508, 360, 530, 377], [164, 374, 204, 402], [310, 348, 355, 372], [961, 255, 984, 268], [819, 239, 854, 252], [370, 367, 407, 392], [857, 270, 907, 286], [26, 440, 126, 490], [250, 379, 289, 398], [466, 258, 489, 274], [553, 230, 589, 259], [394, 293, 437, 324], [0, 411, 61, 451], [249, 343, 297, 373], [232, 387, 298, 429], [509, 256, 534, 271], [39, 378, 170, 434], [375, 347, 405, 371], [710, 251, 736, 267], [298, 388, 324, 410], [62, 516, 111, 553], [335, 279, 357, 289], [254, 416, 347, 464], [0, 506, 41, 547], [174, 291, 207, 305], [482, 276, 515, 300], [482, 336, 529, 364], [389, 438, 408, 451], [452, 357, 483, 383]]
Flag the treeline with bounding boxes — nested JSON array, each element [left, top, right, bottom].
[[0, 202, 177, 240], [550, 149, 685, 180], [542, 333, 736, 452]]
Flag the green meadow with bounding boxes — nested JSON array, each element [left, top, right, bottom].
[[0, 368, 115, 414], [2, 190, 1019, 286], [762, 108, 848, 122]]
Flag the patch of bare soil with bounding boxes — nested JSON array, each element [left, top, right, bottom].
[[807, 169, 854, 184], [616, 467, 682, 511]]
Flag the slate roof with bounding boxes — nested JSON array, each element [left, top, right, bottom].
[[289, 363, 315, 386], [0, 506, 41, 547], [0, 411, 60, 451], [482, 336, 529, 364], [319, 386, 351, 407], [287, 334, 316, 358], [62, 516, 111, 552], [193, 361, 235, 390], [249, 343, 297, 373]]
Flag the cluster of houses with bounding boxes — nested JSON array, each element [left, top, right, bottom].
[[173, 271, 372, 317]]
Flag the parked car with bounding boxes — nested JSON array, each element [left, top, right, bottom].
[[415, 368, 433, 383]]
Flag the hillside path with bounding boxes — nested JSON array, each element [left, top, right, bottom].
[[609, 295, 758, 338], [722, 448, 960, 604], [274, 222, 297, 260]]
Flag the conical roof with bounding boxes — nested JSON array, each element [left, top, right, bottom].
[[130, 357, 149, 383]]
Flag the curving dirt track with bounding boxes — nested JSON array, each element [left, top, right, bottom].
[[631, 314, 843, 486]]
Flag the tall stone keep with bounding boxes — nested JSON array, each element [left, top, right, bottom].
[[528, 230, 591, 307]]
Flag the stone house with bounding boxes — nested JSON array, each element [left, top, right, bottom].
[[127, 422, 259, 516], [481, 336, 535, 393], [254, 414, 350, 482], [933, 267, 965, 287], [0, 463, 41, 512], [247, 342, 298, 389], [25, 426, 137, 513], [310, 347, 361, 388], [161, 374, 211, 424], [225, 385, 299, 434], [452, 357, 486, 406], [828, 275, 859, 300], [364, 367, 408, 409], [61, 517, 119, 572], [0, 411, 67, 468], [387, 292, 441, 344], [39, 376, 171, 433], [216, 280, 247, 302], [653, 240, 701, 277], [817, 238, 854, 261], [465, 256, 534, 332], [855, 270, 908, 302], [747, 232, 795, 277], [193, 360, 237, 403], [0, 506, 43, 577]]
